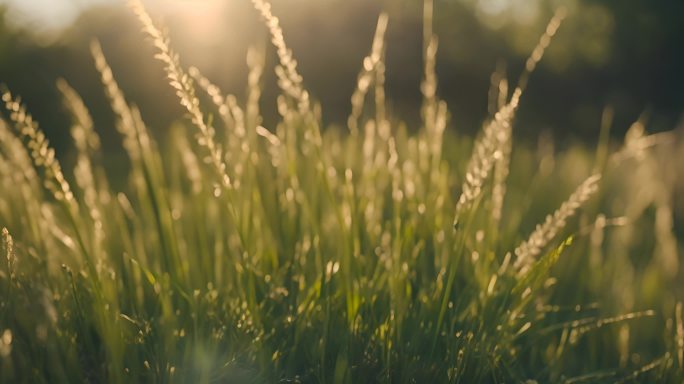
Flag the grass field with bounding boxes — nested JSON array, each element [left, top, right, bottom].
[[0, 0, 682, 382]]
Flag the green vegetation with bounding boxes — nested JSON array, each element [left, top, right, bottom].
[[0, 0, 682, 382]]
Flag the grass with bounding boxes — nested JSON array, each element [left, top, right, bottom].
[[0, 0, 682, 382]]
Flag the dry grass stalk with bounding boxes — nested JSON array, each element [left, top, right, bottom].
[[454, 8, 567, 229], [56, 79, 100, 155], [348, 13, 389, 137], [2, 228, 13, 277], [57, 79, 105, 253], [251, 0, 310, 113], [514, 174, 601, 272], [1, 89, 77, 209], [91, 40, 142, 161], [128, 0, 231, 189], [0, 119, 38, 186]]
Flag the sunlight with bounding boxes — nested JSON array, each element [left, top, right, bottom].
[[3, 0, 226, 39], [165, 0, 227, 43]]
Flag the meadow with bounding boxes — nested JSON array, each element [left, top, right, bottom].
[[0, 0, 682, 382]]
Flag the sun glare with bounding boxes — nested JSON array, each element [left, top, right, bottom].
[[164, 0, 228, 43]]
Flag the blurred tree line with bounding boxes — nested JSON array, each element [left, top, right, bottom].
[[0, 0, 682, 158]]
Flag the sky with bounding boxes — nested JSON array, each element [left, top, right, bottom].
[[1, 0, 543, 31], [0, 0, 118, 30]]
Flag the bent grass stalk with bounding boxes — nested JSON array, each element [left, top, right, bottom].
[[128, 0, 231, 192], [514, 174, 601, 273]]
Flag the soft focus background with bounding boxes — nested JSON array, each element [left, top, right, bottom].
[[0, 0, 682, 157]]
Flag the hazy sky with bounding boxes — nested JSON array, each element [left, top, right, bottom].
[[1, 0, 243, 34], [1, 0, 542, 32], [1, 0, 116, 29]]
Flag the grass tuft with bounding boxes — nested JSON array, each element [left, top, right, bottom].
[[0, 1, 681, 383]]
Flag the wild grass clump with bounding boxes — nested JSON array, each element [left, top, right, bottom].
[[0, 0, 682, 383]]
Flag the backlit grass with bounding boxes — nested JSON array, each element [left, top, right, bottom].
[[0, 0, 682, 382]]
